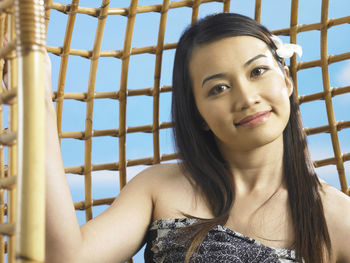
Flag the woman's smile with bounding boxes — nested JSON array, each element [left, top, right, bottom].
[[235, 110, 272, 128]]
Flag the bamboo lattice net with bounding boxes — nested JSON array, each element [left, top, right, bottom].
[[0, 0, 349, 262]]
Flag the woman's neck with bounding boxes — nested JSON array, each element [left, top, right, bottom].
[[219, 134, 285, 196]]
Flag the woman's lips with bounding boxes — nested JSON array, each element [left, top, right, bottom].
[[235, 111, 271, 127]]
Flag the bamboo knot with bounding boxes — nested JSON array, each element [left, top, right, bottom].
[[327, 55, 334, 65], [97, 1, 110, 20], [0, 131, 17, 146], [118, 130, 126, 137], [0, 204, 8, 216], [0, 88, 17, 105], [126, 8, 137, 19], [112, 130, 119, 137], [0, 39, 16, 60], [60, 3, 72, 15], [121, 50, 131, 60], [83, 200, 93, 209], [100, 1, 110, 9], [145, 88, 152, 96], [160, 5, 169, 14], [118, 89, 128, 99], [327, 18, 335, 29], [0, 222, 15, 236], [82, 130, 93, 140], [0, 176, 17, 189], [69, 1, 79, 12], [152, 126, 160, 133], [113, 91, 119, 100], [84, 166, 92, 175]]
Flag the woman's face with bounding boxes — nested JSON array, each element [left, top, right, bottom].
[[189, 36, 293, 152]]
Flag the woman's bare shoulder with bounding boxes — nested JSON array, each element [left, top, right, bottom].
[[129, 162, 190, 196], [319, 179, 350, 262], [137, 162, 211, 220], [135, 162, 187, 184], [319, 179, 350, 208], [115, 162, 187, 207]]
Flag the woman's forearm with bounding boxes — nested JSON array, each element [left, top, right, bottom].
[[45, 103, 83, 262]]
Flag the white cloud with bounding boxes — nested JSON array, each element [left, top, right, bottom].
[[315, 158, 350, 190], [308, 143, 334, 161], [337, 60, 350, 85]]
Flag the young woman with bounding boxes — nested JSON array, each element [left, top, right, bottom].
[[4, 12, 350, 263]]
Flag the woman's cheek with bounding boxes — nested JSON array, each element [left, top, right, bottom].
[[268, 83, 291, 120], [205, 106, 228, 131], [266, 81, 290, 102]]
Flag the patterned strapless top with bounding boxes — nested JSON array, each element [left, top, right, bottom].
[[144, 218, 299, 263]]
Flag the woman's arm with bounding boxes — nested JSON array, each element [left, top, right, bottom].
[[46, 108, 154, 262], [320, 182, 350, 263], [332, 190, 350, 263], [43, 53, 154, 263], [2, 49, 154, 263]]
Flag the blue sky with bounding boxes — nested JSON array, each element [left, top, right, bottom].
[[44, 1, 350, 262]]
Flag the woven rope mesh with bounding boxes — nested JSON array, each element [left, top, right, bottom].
[[0, 0, 349, 262]]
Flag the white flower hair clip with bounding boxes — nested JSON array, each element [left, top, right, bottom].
[[270, 35, 303, 59]]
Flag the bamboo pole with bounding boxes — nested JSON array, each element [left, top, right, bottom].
[[0, 12, 6, 263], [152, 0, 170, 165], [83, 0, 110, 222], [254, 0, 262, 23], [16, 52, 46, 263], [56, 0, 80, 144], [46, 42, 178, 58], [119, 0, 139, 191], [191, 0, 201, 23], [63, 152, 179, 175], [60, 121, 173, 139], [7, 13, 17, 263], [44, 0, 53, 30], [304, 121, 350, 136], [299, 85, 350, 104], [320, 0, 348, 194], [289, 0, 299, 96], [49, 85, 172, 101], [223, 0, 230, 12], [13, 0, 46, 262]]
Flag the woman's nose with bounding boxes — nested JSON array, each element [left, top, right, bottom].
[[231, 79, 260, 112]]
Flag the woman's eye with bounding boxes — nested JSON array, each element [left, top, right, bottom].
[[251, 67, 268, 78], [209, 85, 229, 96]]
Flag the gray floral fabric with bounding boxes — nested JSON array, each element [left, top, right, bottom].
[[144, 218, 298, 263]]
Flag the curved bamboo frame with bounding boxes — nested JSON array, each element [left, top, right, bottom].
[[0, 0, 348, 262]]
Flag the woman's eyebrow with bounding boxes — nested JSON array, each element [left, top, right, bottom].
[[202, 73, 226, 87], [244, 54, 267, 67], [201, 54, 267, 87]]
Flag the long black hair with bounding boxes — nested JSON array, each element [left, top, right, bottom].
[[171, 13, 331, 262]]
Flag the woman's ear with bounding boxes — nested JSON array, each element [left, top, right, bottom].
[[283, 66, 293, 96]]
